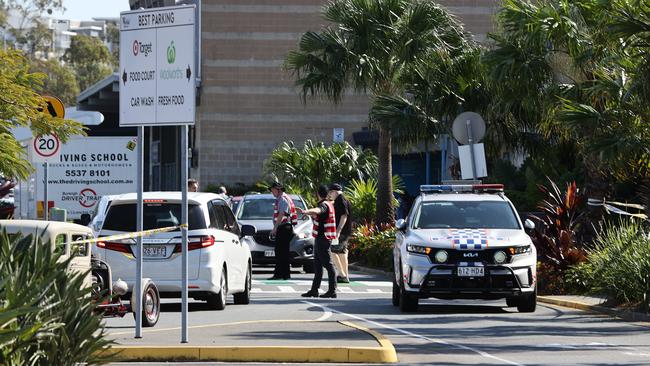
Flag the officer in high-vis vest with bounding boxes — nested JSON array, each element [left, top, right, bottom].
[[297, 185, 337, 298], [269, 181, 298, 280]]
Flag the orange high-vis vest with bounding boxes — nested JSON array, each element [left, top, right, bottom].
[[273, 193, 298, 226], [312, 200, 336, 239]]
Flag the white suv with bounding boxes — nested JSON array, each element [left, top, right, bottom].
[[393, 184, 537, 313], [95, 192, 255, 310]]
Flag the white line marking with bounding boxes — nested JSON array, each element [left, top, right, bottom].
[[367, 289, 383, 293], [278, 286, 297, 293], [356, 281, 393, 287], [303, 301, 524, 366], [338, 287, 354, 293], [251, 288, 262, 293]]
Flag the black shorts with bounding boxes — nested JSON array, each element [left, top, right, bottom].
[[330, 234, 349, 254]]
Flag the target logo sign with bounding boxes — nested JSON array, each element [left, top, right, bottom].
[[32, 134, 61, 162]]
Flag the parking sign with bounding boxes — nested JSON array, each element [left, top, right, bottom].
[[119, 5, 196, 126]]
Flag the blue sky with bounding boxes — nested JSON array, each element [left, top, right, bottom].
[[53, 0, 130, 20]]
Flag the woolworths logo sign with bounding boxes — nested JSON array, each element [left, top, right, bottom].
[[167, 41, 176, 64]]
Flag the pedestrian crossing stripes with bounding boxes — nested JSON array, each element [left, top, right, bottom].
[[250, 287, 390, 294], [250, 279, 392, 294]]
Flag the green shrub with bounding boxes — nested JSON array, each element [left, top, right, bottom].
[[0, 230, 113, 365], [348, 224, 395, 272], [263, 140, 378, 195], [567, 219, 650, 312], [344, 177, 403, 225]]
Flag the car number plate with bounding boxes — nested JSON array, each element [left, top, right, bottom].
[[458, 267, 484, 277], [143, 245, 167, 258], [264, 250, 275, 257]]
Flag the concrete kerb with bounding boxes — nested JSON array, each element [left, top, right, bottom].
[[98, 320, 398, 363], [350, 263, 650, 325], [538, 296, 650, 325]]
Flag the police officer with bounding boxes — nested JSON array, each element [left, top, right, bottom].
[[297, 185, 337, 298], [269, 182, 298, 280], [328, 183, 352, 283]]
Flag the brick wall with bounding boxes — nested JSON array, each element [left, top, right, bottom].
[[197, 0, 499, 186]]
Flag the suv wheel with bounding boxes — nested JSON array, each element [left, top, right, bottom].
[[391, 274, 400, 307], [517, 289, 537, 313], [505, 297, 519, 307], [398, 270, 418, 312], [208, 266, 228, 310], [233, 263, 251, 305]]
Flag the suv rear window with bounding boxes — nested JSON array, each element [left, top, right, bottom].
[[413, 201, 520, 229], [102, 203, 206, 232]]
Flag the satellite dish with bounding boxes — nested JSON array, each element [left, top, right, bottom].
[[452, 112, 486, 145]]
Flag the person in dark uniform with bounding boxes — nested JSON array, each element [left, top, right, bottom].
[[297, 185, 337, 298], [328, 183, 352, 283], [269, 182, 298, 280]]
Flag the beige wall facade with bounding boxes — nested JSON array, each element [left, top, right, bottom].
[[197, 0, 499, 186]]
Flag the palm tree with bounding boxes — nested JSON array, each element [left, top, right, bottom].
[[285, 0, 472, 225], [484, 0, 650, 203]]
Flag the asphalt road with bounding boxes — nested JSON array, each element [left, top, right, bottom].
[[108, 265, 650, 365]]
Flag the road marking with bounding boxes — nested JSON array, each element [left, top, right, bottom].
[[338, 287, 354, 293], [303, 301, 524, 366], [356, 281, 392, 287], [279, 286, 297, 293], [534, 343, 650, 358], [250, 289, 389, 294], [253, 279, 392, 287]]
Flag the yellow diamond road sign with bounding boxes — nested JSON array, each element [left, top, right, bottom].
[[43, 95, 65, 119]]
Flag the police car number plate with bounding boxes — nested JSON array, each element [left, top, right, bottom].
[[264, 250, 275, 257], [143, 245, 167, 258], [458, 267, 484, 277]]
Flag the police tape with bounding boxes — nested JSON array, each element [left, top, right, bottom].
[[587, 198, 648, 220], [67, 224, 189, 245]]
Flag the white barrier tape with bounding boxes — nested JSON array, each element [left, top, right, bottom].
[[67, 224, 189, 245], [587, 198, 646, 210]]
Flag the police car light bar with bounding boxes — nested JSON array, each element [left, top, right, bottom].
[[420, 184, 504, 193]]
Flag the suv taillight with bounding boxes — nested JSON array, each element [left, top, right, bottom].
[[173, 235, 215, 253], [97, 241, 133, 254]]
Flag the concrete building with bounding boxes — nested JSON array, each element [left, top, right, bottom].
[[195, 0, 499, 189], [80, 0, 500, 191]]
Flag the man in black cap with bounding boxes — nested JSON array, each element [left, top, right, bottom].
[[328, 183, 352, 283], [297, 185, 337, 298], [269, 181, 298, 280]]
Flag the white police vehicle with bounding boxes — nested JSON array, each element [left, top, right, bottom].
[[393, 184, 537, 313]]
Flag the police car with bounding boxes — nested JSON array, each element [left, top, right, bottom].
[[392, 184, 537, 313]]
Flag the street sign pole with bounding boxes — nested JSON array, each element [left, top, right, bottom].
[[466, 120, 477, 180], [120, 5, 196, 341], [181, 125, 189, 343], [43, 162, 48, 220], [135, 126, 144, 338]]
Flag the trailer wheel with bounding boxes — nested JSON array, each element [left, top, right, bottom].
[[132, 280, 160, 327]]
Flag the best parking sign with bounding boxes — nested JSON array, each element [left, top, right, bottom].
[[119, 5, 196, 126], [31, 134, 61, 162]]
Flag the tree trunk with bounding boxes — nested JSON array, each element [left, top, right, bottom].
[[376, 125, 395, 226]]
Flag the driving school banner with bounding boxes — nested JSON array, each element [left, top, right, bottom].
[[35, 137, 137, 219]]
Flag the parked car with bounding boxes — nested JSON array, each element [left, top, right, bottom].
[[234, 193, 315, 273], [96, 192, 255, 310], [88, 194, 118, 237], [393, 184, 537, 313], [230, 196, 242, 213], [0, 219, 160, 326]]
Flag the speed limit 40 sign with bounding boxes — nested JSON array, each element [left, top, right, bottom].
[[31, 134, 61, 162]]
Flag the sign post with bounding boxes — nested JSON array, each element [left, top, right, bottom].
[[120, 5, 196, 342]]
